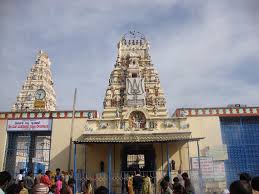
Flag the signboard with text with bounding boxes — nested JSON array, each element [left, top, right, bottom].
[[7, 119, 51, 131], [191, 157, 214, 179], [213, 161, 226, 180]]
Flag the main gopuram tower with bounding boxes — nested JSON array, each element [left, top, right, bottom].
[[103, 31, 167, 121], [99, 31, 187, 131], [11, 50, 56, 112], [72, 33, 197, 194]]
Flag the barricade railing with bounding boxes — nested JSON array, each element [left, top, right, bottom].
[[74, 169, 258, 194]]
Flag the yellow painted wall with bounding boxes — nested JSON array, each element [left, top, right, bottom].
[[0, 120, 7, 171], [50, 118, 114, 172], [187, 116, 222, 157], [0, 115, 222, 180], [154, 142, 189, 172], [50, 118, 97, 171], [49, 116, 216, 174]]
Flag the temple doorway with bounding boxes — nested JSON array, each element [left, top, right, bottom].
[[121, 144, 156, 193], [121, 144, 155, 172]]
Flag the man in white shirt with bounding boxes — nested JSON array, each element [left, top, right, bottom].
[[177, 169, 184, 187], [0, 171, 12, 194], [16, 169, 24, 184]]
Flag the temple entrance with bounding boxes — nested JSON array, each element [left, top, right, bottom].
[[120, 144, 156, 193], [121, 144, 155, 172], [121, 144, 156, 193]]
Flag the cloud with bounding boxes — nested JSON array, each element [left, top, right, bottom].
[[0, 0, 258, 114]]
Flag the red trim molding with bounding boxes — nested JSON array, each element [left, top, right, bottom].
[[174, 107, 259, 117], [0, 110, 98, 120]]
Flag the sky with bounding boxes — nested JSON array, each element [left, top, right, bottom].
[[0, 0, 259, 114]]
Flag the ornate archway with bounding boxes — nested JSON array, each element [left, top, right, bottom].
[[129, 111, 146, 128]]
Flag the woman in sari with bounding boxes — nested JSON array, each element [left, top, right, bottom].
[[128, 172, 134, 194], [142, 173, 152, 194]]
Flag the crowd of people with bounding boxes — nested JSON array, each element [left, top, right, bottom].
[[1, 168, 259, 194], [0, 168, 92, 194], [127, 170, 259, 194], [126, 169, 194, 194], [158, 171, 259, 194], [223, 172, 259, 194], [159, 171, 195, 194]]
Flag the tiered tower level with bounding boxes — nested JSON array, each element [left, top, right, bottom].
[[11, 50, 56, 112], [102, 31, 168, 120]]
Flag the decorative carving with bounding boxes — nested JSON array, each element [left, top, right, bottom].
[[88, 112, 94, 119], [180, 123, 189, 129], [102, 32, 169, 119], [126, 78, 145, 106], [129, 111, 146, 129], [115, 108, 120, 118], [180, 110, 188, 117], [99, 122, 108, 129], [149, 121, 157, 129], [120, 121, 125, 129], [164, 121, 173, 128], [84, 122, 93, 132], [153, 105, 158, 115], [146, 95, 154, 106], [154, 87, 159, 96]]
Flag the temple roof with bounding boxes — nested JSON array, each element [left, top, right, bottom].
[[74, 131, 204, 144]]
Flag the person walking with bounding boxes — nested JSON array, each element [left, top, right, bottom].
[[127, 172, 134, 194], [61, 178, 74, 194], [240, 172, 252, 184], [182, 173, 195, 194], [32, 181, 49, 194], [55, 168, 62, 182], [229, 180, 252, 194], [173, 184, 184, 194], [176, 170, 184, 188], [133, 169, 143, 194], [160, 180, 173, 194], [33, 171, 52, 194], [23, 171, 34, 194], [251, 176, 259, 194], [163, 176, 173, 191], [83, 179, 93, 194], [6, 183, 20, 194], [16, 169, 25, 184], [34, 169, 42, 184], [42, 170, 52, 188], [0, 171, 12, 194], [49, 185, 57, 194], [55, 176, 63, 194], [142, 173, 152, 194], [172, 177, 185, 194], [18, 180, 29, 194]]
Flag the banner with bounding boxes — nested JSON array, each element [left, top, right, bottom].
[[7, 119, 51, 131]]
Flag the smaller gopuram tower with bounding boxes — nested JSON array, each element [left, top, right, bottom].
[[102, 31, 167, 120], [11, 50, 56, 112]]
